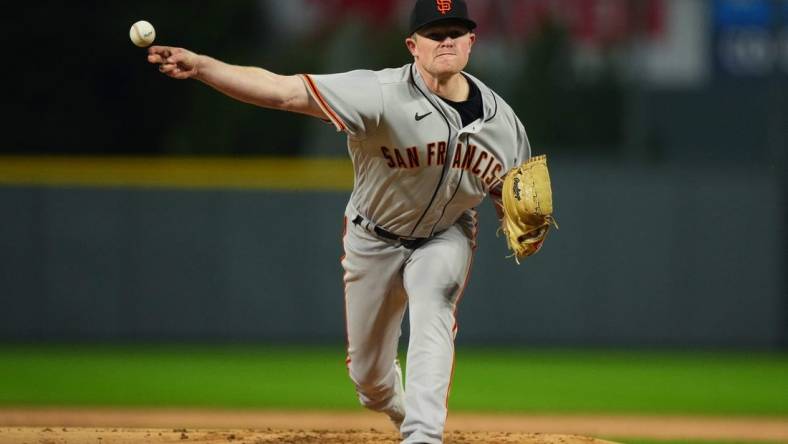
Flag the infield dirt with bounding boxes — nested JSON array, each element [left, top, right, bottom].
[[0, 428, 621, 444], [1, 409, 787, 443]]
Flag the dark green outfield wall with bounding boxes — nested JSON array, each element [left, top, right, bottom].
[[0, 162, 784, 348]]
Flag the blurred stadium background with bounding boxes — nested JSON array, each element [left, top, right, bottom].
[[1, 1, 786, 443]]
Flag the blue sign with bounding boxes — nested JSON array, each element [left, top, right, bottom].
[[713, 0, 787, 76], [714, 0, 773, 27]]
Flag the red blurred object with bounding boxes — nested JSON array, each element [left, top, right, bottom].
[[309, 0, 401, 27], [474, 0, 665, 46]]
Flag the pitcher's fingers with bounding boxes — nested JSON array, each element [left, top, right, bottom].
[[166, 51, 191, 65], [172, 70, 193, 80], [147, 53, 165, 64], [148, 46, 173, 59], [147, 45, 169, 54], [159, 63, 177, 74]]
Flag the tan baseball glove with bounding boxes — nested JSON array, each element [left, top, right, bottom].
[[500, 155, 557, 263]]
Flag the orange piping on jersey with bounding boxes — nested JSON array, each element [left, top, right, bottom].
[[302, 74, 348, 133], [444, 212, 479, 414]]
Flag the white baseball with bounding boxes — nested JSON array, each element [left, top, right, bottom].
[[129, 20, 156, 47]]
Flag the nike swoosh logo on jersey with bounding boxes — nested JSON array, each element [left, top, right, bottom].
[[415, 112, 433, 121]]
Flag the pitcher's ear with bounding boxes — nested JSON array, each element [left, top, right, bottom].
[[406, 36, 418, 56]]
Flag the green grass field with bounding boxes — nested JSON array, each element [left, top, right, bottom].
[[1, 345, 786, 444]]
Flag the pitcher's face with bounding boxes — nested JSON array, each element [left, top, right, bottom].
[[407, 24, 475, 78]]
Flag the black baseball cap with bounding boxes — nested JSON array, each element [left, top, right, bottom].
[[409, 0, 477, 35]]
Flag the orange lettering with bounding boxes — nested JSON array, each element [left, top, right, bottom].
[[472, 151, 488, 175], [406, 147, 420, 168], [436, 0, 452, 15], [461, 144, 477, 170], [381, 147, 395, 168], [452, 143, 463, 168], [481, 156, 495, 181], [394, 149, 408, 168], [427, 143, 436, 166], [486, 163, 503, 186]]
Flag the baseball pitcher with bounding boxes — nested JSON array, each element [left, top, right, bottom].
[[147, 0, 555, 442]]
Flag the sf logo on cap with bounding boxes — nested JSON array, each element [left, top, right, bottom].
[[436, 0, 452, 15]]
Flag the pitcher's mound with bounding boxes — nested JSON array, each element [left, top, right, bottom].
[[0, 427, 621, 443]]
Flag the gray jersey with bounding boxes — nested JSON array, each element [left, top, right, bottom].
[[301, 64, 531, 238], [301, 64, 532, 443]]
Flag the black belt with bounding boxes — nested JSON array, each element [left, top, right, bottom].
[[352, 215, 431, 250]]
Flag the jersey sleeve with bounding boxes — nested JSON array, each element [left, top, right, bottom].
[[490, 116, 531, 218], [300, 70, 383, 138], [515, 117, 532, 164]]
